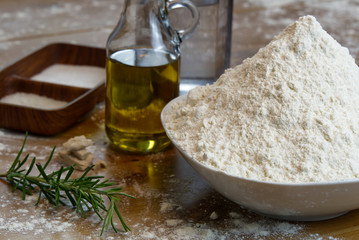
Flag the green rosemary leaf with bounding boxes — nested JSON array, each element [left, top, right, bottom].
[[109, 199, 118, 233], [102, 199, 114, 233], [12, 177, 22, 192], [55, 187, 60, 209], [79, 190, 92, 204], [92, 194, 107, 211], [8, 132, 28, 173], [64, 190, 77, 207], [89, 179, 101, 188], [36, 163, 50, 183], [78, 165, 95, 181], [64, 165, 75, 182], [83, 175, 104, 180], [24, 157, 36, 177], [105, 187, 124, 193], [96, 183, 115, 189], [75, 191, 87, 218], [14, 154, 30, 172], [42, 189, 56, 205], [118, 192, 136, 199], [36, 190, 42, 206], [114, 202, 131, 231], [42, 146, 56, 171]]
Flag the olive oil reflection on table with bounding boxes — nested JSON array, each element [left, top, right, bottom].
[[106, 48, 180, 153]]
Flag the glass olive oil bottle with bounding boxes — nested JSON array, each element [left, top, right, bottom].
[[105, 0, 198, 153]]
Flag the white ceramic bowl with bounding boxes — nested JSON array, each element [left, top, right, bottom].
[[161, 95, 359, 221]]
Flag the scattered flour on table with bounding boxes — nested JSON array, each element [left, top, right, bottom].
[[0, 216, 72, 235], [0, 92, 68, 109], [164, 15, 359, 183], [0, 143, 6, 151], [0, 195, 73, 236], [31, 64, 105, 88], [0, 193, 315, 239]]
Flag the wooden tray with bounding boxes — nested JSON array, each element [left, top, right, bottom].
[[0, 43, 106, 135]]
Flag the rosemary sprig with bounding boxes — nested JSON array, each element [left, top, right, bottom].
[[0, 133, 135, 236]]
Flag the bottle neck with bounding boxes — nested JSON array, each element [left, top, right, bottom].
[[106, 0, 180, 57]]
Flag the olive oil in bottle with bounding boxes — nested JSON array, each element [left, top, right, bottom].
[[105, 48, 180, 153]]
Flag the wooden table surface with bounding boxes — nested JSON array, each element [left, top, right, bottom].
[[1, 0, 359, 239]]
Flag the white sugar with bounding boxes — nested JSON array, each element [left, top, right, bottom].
[[31, 64, 105, 88], [0, 92, 67, 109]]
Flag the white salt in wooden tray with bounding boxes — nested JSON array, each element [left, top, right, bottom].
[[0, 43, 106, 135]]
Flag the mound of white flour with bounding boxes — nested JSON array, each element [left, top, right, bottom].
[[164, 15, 359, 183]]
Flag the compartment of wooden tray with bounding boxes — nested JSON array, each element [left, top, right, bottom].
[[0, 43, 106, 135]]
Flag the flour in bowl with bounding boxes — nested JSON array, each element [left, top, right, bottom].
[[164, 15, 359, 183]]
